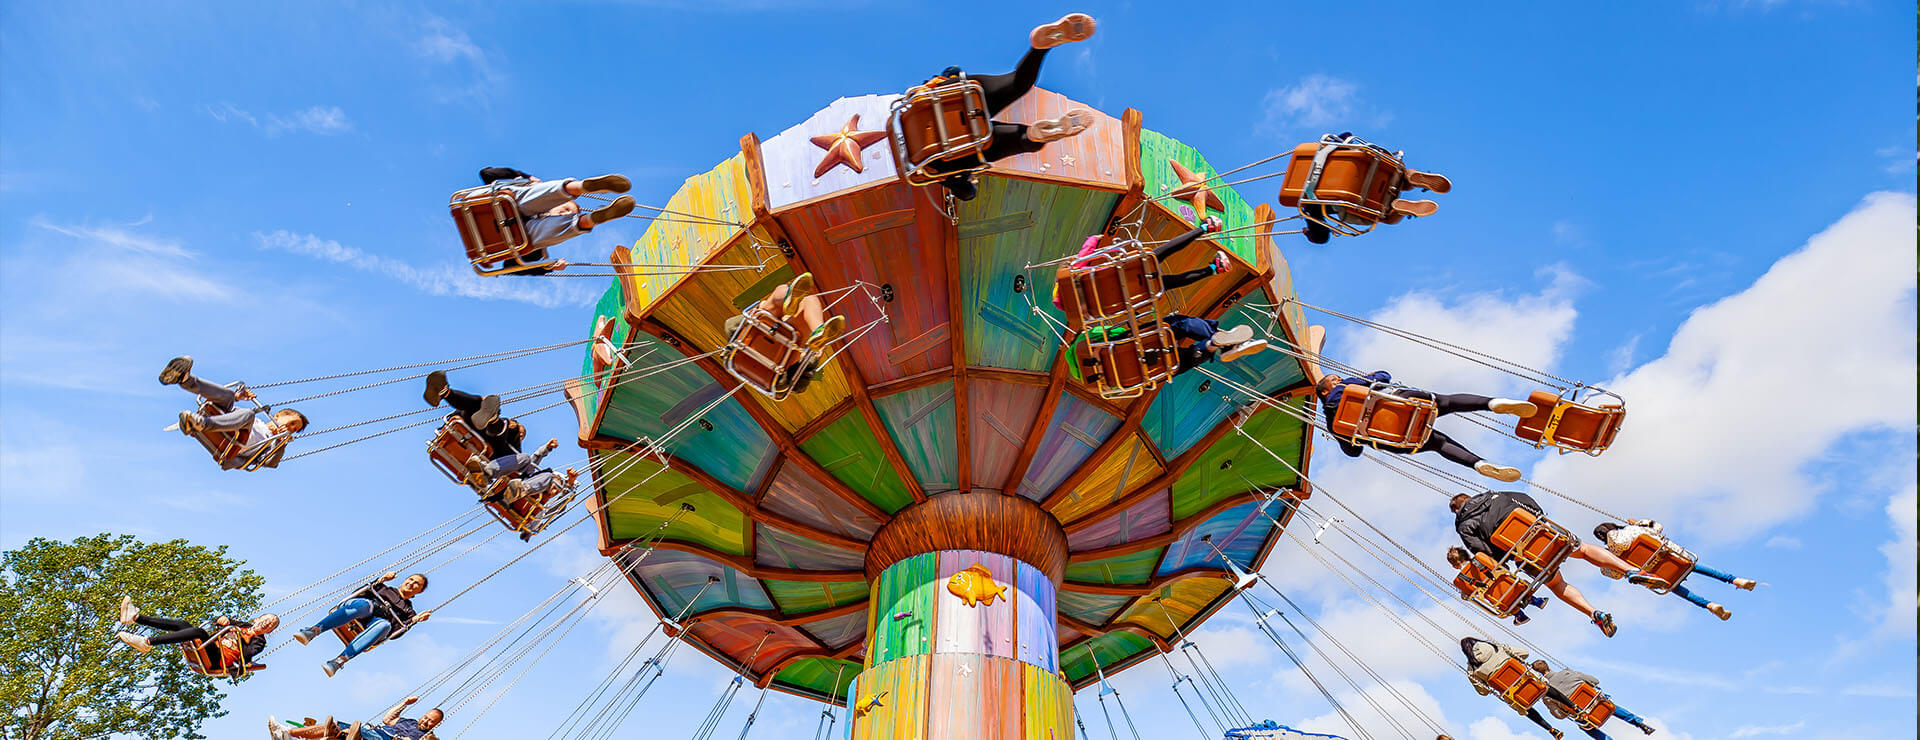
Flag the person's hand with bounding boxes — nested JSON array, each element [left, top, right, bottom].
[[404, 696, 420, 705], [543, 438, 559, 454], [552, 259, 569, 271], [215, 616, 231, 626], [236, 388, 258, 402], [381, 571, 399, 582], [414, 611, 432, 623]]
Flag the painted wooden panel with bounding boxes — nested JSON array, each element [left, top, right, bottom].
[[1111, 575, 1235, 640], [781, 181, 953, 384], [1013, 559, 1059, 672], [688, 613, 820, 677], [1058, 631, 1151, 684], [798, 610, 870, 651], [799, 412, 915, 514], [1052, 433, 1163, 524], [1171, 398, 1308, 521], [1066, 487, 1171, 553], [1016, 394, 1121, 500], [760, 460, 885, 541], [986, 87, 1128, 190], [1156, 499, 1275, 576], [849, 655, 930, 740], [873, 381, 959, 494], [1056, 591, 1132, 626], [956, 177, 1118, 372], [1138, 128, 1257, 265], [1135, 205, 1244, 320], [933, 550, 1018, 659], [581, 281, 630, 421], [599, 449, 747, 553], [765, 578, 869, 616], [967, 379, 1045, 494], [599, 354, 775, 495], [755, 522, 865, 571], [763, 94, 903, 211], [1022, 663, 1077, 740], [1266, 237, 1311, 347], [1142, 303, 1304, 461], [1062, 547, 1163, 586], [868, 553, 939, 667], [635, 550, 773, 616], [622, 154, 752, 314], [775, 657, 860, 701], [646, 235, 853, 433], [926, 654, 1024, 740]]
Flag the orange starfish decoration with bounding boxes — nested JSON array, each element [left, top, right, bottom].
[[810, 114, 889, 177], [1167, 159, 1225, 216]]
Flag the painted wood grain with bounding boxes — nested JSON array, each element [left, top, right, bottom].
[[1016, 393, 1122, 500]]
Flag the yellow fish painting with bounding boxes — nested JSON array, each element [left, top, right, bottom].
[[946, 563, 1008, 607]]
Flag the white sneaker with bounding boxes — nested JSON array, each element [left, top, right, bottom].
[[1025, 108, 1095, 143], [1030, 12, 1097, 49], [1220, 339, 1269, 362], [1474, 461, 1523, 482], [119, 595, 139, 626], [1488, 398, 1538, 417], [268, 716, 291, 740], [1707, 603, 1732, 621], [1211, 325, 1254, 347], [116, 632, 152, 653]]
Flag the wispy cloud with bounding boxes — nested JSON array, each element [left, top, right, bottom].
[[414, 15, 503, 106], [199, 102, 353, 136], [30, 216, 233, 302], [253, 230, 598, 309], [1730, 720, 1807, 738], [1257, 74, 1391, 139]]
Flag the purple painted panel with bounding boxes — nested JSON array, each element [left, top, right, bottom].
[[633, 550, 773, 616], [968, 379, 1045, 494], [800, 610, 869, 650], [755, 523, 866, 571], [1016, 394, 1121, 500], [1056, 590, 1131, 625], [933, 550, 1018, 659], [760, 460, 884, 541], [1066, 488, 1172, 553], [1013, 559, 1059, 672]]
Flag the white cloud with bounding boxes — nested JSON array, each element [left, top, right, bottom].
[[1339, 266, 1582, 400], [1466, 715, 1534, 740], [26, 216, 233, 302], [253, 229, 598, 309], [1874, 477, 1916, 639], [1258, 74, 1390, 139], [1533, 192, 1917, 542], [1762, 535, 1801, 550], [1730, 720, 1807, 737], [414, 15, 503, 106], [200, 102, 353, 137]]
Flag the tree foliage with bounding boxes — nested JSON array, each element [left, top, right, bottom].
[[0, 534, 263, 740]]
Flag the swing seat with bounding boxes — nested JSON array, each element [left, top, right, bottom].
[[1565, 681, 1616, 730], [721, 305, 824, 402], [1513, 390, 1625, 456], [449, 185, 551, 277], [1488, 508, 1577, 579], [1072, 323, 1181, 400], [1326, 383, 1437, 452], [887, 78, 994, 187], [189, 399, 286, 472], [331, 617, 372, 651], [1618, 531, 1697, 594], [483, 472, 569, 537], [1053, 243, 1167, 332], [1454, 552, 1537, 618], [181, 627, 257, 679], [1277, 135, 1409, 235], [1476, 656, 1548, 713]]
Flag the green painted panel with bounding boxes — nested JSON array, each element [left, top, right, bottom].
[[958, 178, 1120, 371], [1170, 397, 1309, 521], [1059, 631, 1152, 684], [581, 281, 631, 418], [775, 657, 861, 701], [764, 579, 870, 615], [597, 449, 747, 555], [1139, 128, 1257, 264], [873, 382, 958, 494], [868, 553, 939, 666], [799, 412, 914, 514], [1062, 547, 1164, 586]]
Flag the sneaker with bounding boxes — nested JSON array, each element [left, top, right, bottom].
[[343, 721, 364, 740], [1026, 108, 1095, 144], [1591, 611, 1617, 637], [176, 410, 200, 435], [1030, 12, 1096, 49], [116, 632, 152, 653], [1529, 595, 1548, 608], [1639, 723, 1656, 735], [784, 273, 816, 315], [424, 370, 449, 407], [465, 454, 489, 475], [1707, 603, 1731, 621], [118, 595, 139, 626], [1487, 398, 1538, 417], [1549, 730, 1564, 740], [472, 394, 502, 430], [294, 627, 318, 646], [505, 478, 530, 504], [1511, 611, 1531, 626], [1627, 571, 1667, 589], [589, 195, 635, 226], [1403, 169, 1452, 194], [1211, 325, 1254, 347], [1389, 198, 1439, 218], [1202, 215, 1223, 232], [943, 175, 978, 202], [158, 356, 193, 386], [1209, 251, 1231, 275], [580, 174, 632, 194], [1733, 578, 1759, 591], [563, 468, 580, 488], [1220, 339, 1269, 362], [808, 316, 846, 352], [1474, 461, 1523, 482], [321, 657, 344, 678], [268, 716, 291, 740]]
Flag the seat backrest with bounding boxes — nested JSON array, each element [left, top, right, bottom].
[[1485, 657, 1529, 692], [1488, 508, 1539, 553], [1328, 384, 1434, 448], [1569, 682, 1602, 708], [1277, 141, 1404, 218], [448, 187, 531, 265]]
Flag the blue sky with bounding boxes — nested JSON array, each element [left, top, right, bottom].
[[1, 1, 1913, 739]]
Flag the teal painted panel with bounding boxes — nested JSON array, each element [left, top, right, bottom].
[[1142, 301, 1306, 459], [1059, 632, 1152, 684], [581, 281, 631, 417], [1138, 128, 1258, 264], [598, 334, 776, 494], [1171, 397, 1309, 521], [869, 553, 939, 666], [958, 178, 1120, 372], [873, 381, 958, 494]]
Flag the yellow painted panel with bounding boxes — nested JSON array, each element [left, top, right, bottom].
[[1052, 433, 1163, 523], [1110, 575, 1233, 639], [622, 153, 752, 314]]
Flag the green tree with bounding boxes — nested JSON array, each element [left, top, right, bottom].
[[0, 534, 263, 740]]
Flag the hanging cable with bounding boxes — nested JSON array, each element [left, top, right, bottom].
[[810, 664, 847, 740], [1240, 597, 1371, 740], [1150, 597, 1249, 730], [689, 631, 774, 740], [1084, 642, 1143, 740], [556, 576, 719, 740]]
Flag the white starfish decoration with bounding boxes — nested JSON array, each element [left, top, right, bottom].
[[1060, 154, 1077, 166]]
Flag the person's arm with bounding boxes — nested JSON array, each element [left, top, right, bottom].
[[381, 696, 419, 726], [1458, 520, 1494, 557], [1367, 370, 1392, 384]]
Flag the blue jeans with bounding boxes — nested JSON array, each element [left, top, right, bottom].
[[491, 177, 584, 249], [309, 598, 392, 660], [1163, 315, 1220, 351], [333, 723, 397, 740], [1672, 563, 1737, 610]]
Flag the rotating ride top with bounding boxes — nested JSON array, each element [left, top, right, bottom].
[[563, 87, 1319, 739]]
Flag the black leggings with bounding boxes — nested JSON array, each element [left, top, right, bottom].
[[447, 388, 523, 458], [1155, 225, 1216, 291], [135, 615, 211, 647], [933, 47, 1051, 190], [1521, 706, 1558, 736], [1404, 391, 1493, 468]]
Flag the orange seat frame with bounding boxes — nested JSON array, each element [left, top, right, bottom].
[[1327, 383, 1437, 452], [1453, 552, 1540, 619], [1073, 323, 1182, 400], [1474, 656, 1549, 714], [1561, 681, 1616, 730], [1054, 243, 1168, 333], [1488, 508, 1577, 580], [887, 78, 994, 187], [1618, 531, 1697, 594], [426, 414, 564, 536], [180, 626, 257, 680], [722, 305, 823, 402], [1513, 389, 1626, 456], [189, 398, 285, 471], [449, 185, 552, 277], [1277, 134, 1409, 236]]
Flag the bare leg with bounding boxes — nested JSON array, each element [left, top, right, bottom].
[[1545, 572, 1596, 617], [761, 285, 790, 318], [1571, 543, 1637, 574], [289, 723, 330, 739], [793, 295, 827, 336]]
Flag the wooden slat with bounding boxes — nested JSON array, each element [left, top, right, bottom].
[[864, 491, 1068, 583]]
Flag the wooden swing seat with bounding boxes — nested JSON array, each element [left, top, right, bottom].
[[1326, 383, 1437, 451], [450, 185, 551, 276], [1277, 136, 1408, 233], [331, 617, 371, 650], [1513, 390, 1625, 455], [1053, 243, 1166, 333], [425, 414, 558, 534], [1454, 552, 1537, 618], [190, 399, 284, 471], [1561, 681, 1616, 730], [181, 626, 257, 679], [1072, 323, 1181, 400], [1475, 656, 1548, 713], [722, 305, 822, 402], [888, 78, 994, 187], [1488, 508, 1577, 579], [1618, 531, 1697, 594], [486, 473, 568, 536]]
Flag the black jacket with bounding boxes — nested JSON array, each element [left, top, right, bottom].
[[1454, 491, 1545, 559], [348, 580, 420, 641]]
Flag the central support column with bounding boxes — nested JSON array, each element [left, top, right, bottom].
[[850, 492, 1074, 740]]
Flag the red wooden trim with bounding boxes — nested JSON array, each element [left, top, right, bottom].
[[866, 366, 952, 398], [965, 367, 1051, 386]]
